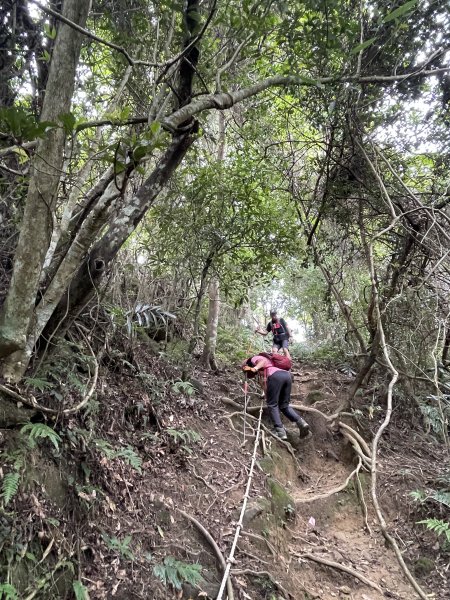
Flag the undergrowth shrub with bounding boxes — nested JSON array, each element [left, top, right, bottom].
[[216, 325, 266, 363], [94, 439, 142, 473], [152, 556, 203, 590], [0, 583, 19, 600], [417, 519, 450, 545], [411, 486, 450, 548], [165, 428, 201, 454]]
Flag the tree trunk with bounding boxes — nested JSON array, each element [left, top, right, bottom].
[[201, 277, 220, 370], [188, 252, 215, 355], [0, 0, 90, 372], [199, 111, 225, 368], [43, 130, 196, 343]]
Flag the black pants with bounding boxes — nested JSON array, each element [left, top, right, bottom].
[[266, 370, 300, 428]]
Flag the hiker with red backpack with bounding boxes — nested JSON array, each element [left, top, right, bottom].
[[255, 310, 292, 359], [242, 352, 310, 440]]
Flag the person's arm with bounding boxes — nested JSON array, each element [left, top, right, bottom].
[[281, 319, 292, 338], [247, 358, 266, 373], [255, 328, 269, 336]]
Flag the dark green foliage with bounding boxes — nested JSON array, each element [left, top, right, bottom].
[[152, 557, 203, 590]]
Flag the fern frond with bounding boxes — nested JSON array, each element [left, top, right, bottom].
[[153, 557, 203, 590], [23, 376, 54, 392], [20, 423, 61, 450], [418, 518, 450, 542], [94, 439, 115, 458], [116, 447, 142, 473], [430, 490, 450, 509], [1, 472, 20, 506], [73, 580, 90, 599]]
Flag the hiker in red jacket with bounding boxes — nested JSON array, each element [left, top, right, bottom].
[[243, 354, 310, 440], [255, 310, 292, 359]]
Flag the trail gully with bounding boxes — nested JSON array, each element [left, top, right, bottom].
[[214, 361, 430, 600]]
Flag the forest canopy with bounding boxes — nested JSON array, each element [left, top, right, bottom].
[[0, 0, 449, 398]]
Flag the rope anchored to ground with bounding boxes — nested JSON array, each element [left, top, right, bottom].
[[215, 399, 264, 600]]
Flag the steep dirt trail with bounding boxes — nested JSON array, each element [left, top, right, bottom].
[[64, 355, 446, 600], [277, 368, 417, 600]]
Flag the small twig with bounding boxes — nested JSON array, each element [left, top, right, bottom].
[[260, 430, 267, 456], [296, 552, 382, 593], [187, 460, 216, 493], [237, 545, 270, 566]]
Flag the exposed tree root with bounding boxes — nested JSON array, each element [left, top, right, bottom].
[[0, 334, 98, 417], [295, 552, 383, 593], [357, 169, 431, 600], [338, 421, 371, 457], [240, 531, 276, 557], [223, 396, 335, 422], [176, 508, 234, 600], [340, 430, 372, 469], [295, 458, 362, 504], [355, 469, 372, 534]]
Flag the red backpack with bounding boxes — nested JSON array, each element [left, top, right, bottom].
[[241, 353, 292, 378], [259, 352, 292, 371]]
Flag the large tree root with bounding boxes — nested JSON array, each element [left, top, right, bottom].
[[176, 508, 234, 600], [295, 552, 383, 593]]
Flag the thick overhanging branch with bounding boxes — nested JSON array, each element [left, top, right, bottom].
[[1, 64, 449, 159]]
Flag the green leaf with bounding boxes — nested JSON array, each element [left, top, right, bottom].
[[39, 49, 51, 62], [382, 0, 417, 23], [58, 112, 77, 134], [44, 23, 57, 39], [1, 472, 20, 506], [150, 121, 161, 136], [0, 583, 19, 600], [12, 146, 29, 164], [73, 581, 90, 600], [133, 145, 149, 162], [20, 423, 61, 450], [350, 37, 377, 55]]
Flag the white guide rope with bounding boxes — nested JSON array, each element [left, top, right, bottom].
[[215, 400, 264, 600]]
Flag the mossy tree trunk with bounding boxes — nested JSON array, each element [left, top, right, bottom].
[[0, 0, 91, 380]]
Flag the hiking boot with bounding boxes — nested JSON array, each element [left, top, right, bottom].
[[273, 426, 288, 441], [296, 417, 310, 438]]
